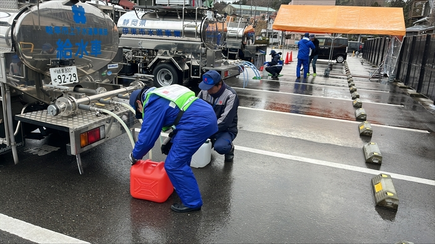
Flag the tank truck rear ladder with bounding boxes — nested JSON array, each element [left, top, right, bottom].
[[226, 17, 245, 60]]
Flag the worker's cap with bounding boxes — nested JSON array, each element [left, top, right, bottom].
[[304, 33, 310, 37], [199, 70, 222, 90], [129, 86, 152, 119], [42, 43, 53, 51], [269, 50, 276, 55], [309, 34, 315, 38]]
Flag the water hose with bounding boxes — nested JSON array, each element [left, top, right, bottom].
[[14, 103, 30, 136], [236, 61, 261, 88], [119, 102, 136, 115], [78, 104, 135, 149], [99, 98, 143, 124], [86, 101, 150, 159]]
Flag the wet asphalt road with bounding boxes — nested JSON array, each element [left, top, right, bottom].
[[0, 51, 434, 243]]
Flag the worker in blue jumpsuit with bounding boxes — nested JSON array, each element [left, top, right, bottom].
[[297, 32, 315, 79], [129, 84, 218, 213]]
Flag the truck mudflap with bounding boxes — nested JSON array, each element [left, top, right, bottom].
[[15, 102, 135, 173]]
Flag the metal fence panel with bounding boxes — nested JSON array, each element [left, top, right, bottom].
[[394, 34, 435, 100], [422, 67, 435, 101], [421, 34, 435, 101], [408, 35, 425, 89], [377, 37, 385, 66], [427, 34, 435, 69]]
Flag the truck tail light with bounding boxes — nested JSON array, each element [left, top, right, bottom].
[[80, 126, 105, 148]]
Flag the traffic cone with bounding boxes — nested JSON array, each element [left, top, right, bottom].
[[289, 51, 293, 62], [284, 52, 289, 64], [259, 65, 264, 71]]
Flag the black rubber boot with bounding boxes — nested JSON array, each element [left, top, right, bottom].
[[224, 145, 234, 162]]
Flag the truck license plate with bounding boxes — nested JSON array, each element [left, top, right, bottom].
[[50, 66, 78, 86]]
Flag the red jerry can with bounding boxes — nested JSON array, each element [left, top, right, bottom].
[[130, 159, 174, 203]]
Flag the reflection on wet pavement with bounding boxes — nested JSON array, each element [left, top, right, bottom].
[[225, 57, 435, 132]]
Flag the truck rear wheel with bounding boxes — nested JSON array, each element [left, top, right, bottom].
[[153, 63, 179, 87]]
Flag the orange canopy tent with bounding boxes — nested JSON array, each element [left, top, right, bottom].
[[272, 5, 406, 36]]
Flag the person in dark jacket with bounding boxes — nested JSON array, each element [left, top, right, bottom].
[[308, 34, 320, 77], [297, 33, 315, 79], [198, 70, 239, 162], [265, 50, 283, 80], [129, 84, 218, 213]]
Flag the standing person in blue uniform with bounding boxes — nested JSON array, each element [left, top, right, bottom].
[[129, 84, 218, 213], [197, 70, 239, 162], [9, 55, 22, 76], [308, 34, 319, 77], [296, 33, 315, 79], [265, 50, 283, 80]]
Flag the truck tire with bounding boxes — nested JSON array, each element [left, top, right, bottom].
[[335, 55, 345, 63], [153, 63, 179, 87]]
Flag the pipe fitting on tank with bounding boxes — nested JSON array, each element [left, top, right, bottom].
[[48, 83, 144, 116], [47, 96, 77, 117]]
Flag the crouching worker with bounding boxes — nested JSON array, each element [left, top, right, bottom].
[[128, 84, 218, 213], [198, 70, 239, 162], [265, 50, 283, 80]]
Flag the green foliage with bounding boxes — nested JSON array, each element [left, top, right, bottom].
[[336, 0, 352, 5], [403, 1, 413, 27], [233, 0, 289, 8], [387, 0, 412, 27], [389, 0, 406, 7], [336, 0, 384, 6]]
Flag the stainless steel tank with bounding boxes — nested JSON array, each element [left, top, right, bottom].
[[6, 0, 119, 78], [226, 22, 246, 39], [118, 9, 221, 50], [0, 10, 19, 50]]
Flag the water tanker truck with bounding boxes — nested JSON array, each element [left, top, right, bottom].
[[116, 1, 247, 87], [0, 0, 144, 174]]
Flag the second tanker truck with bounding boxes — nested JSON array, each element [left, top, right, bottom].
[[116, 1, 246, 87]]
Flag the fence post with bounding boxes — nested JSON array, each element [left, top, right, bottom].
[[374, 38, 381, 65], [417, 34, 431, 93], [404, 36, 417, 86], [379, 36, 387, 67], [394, 37, 406, 80]]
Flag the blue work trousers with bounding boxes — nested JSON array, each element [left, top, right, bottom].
[[164, 104, 217, 209], [165, 127, 214, 208], [212, 131, 235, 155], [265, 65, 282, 77], [296, 58, 309, 78]]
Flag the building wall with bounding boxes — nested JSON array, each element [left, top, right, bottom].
[[289, 0, 335, 5]]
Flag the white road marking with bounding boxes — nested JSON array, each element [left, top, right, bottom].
[[236, 145, 435, 186], [239, 106, 430, 133], [0, 213, 89, 244], [235, 87, 404, 107]]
